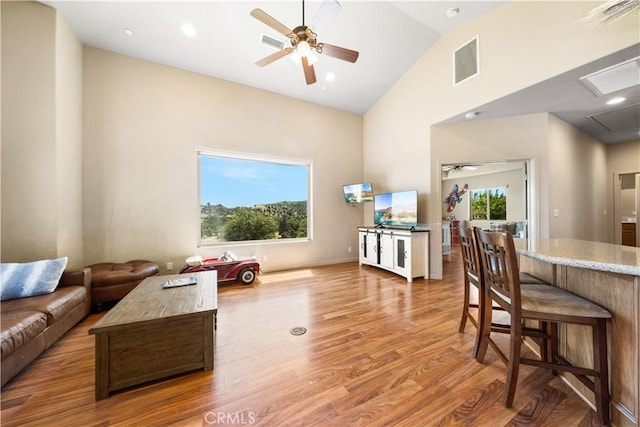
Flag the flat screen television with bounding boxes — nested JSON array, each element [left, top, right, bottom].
[[343, 182, 374, 203], [374, 190, 418, 227]]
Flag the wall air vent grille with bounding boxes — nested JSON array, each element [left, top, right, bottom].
[[453, 36, 479, 86]]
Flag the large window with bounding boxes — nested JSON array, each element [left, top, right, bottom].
[[199, 152, 310, 245], [470, 187, 507, 220]]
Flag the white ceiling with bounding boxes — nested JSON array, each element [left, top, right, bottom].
[[42, 0, 639, 144], [42, 0, 506, 114]]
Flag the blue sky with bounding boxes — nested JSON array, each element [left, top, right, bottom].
[[200, 156, 308, 207]]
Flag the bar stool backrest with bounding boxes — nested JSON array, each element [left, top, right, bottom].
[[474, 229, 521, 315], [458, 223, 481, 287]]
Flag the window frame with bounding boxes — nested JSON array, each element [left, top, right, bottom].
[[469, 186, 507, 221], [197, 149, 313, 247]]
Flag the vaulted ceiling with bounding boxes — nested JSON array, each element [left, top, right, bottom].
[[44, 1, 639, 144]]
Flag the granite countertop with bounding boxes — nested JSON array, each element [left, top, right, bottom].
[[514, 238, 640, 276]]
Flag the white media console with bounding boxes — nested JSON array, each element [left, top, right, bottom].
[[358, 227, 430, 283]]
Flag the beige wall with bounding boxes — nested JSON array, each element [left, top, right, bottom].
[[1, 2, 83, 267], [607, 140, 640, 241], [608, 140, 640, 174], [82, 48, 363, 273], [547, 115, 608, 241], [2, 1, 637, 276], [55, 12, 84, 267], [365, 1, 638, 279]]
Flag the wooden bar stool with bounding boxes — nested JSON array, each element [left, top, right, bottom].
[[457, 223, 546, 357], [474, 229, 612, 426]]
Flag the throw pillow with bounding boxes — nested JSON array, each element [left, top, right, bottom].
[[0, 257, 68, 301]]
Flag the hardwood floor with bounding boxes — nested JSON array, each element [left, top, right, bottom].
[[1, 252, 603, 426]]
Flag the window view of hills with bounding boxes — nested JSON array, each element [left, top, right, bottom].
[[201, 201, 307, 243]]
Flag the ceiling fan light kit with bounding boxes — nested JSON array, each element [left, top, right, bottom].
[[250, 0, 359, 85]]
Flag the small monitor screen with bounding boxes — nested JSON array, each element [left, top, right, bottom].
[[343, 182, 374, 203]]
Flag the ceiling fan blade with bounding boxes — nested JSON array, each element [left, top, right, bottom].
[[319, 43, 359, 63], [310, 0, 341, 32], [250, 8, 293, 37], [256, 48, 294, 67], [302, 56, 317, 85]]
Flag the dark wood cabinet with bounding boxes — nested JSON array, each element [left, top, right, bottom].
[[622, 222, 636, 246]]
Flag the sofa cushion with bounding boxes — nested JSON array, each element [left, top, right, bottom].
[[0, 257, 68, 301], [1, 311, 47, 361], [0, 286, 86, 326]]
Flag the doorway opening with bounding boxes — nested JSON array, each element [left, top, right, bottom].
[[441, 160, 533, 259], [614, 171, 639, 247]]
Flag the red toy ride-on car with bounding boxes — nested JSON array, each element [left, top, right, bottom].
[[178, 251, 261, 285]]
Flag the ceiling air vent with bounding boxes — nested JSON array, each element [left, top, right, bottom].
[[588, 103, 640, 133], [261, 34, 286, 51], [579, 57, 640, 96]]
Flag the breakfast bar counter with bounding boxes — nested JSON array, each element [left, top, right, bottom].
[[515, 238, 640, 427]]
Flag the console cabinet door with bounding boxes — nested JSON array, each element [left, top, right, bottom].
[[379, 232, 394, 269], [394, 234, 410, 277], [359, 230, 378, 265], [358, 231, 366, 263]]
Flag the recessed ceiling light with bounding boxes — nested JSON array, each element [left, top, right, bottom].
[[606, 96, 626, 105], [446, 8, 460, 18], [465, 111, 479, 119], [123, 28, 133, 36], [326, 72, 335, 82], [181, 23, 196, 38]]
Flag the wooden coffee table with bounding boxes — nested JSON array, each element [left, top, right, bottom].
[[89, 271, 217, 400]]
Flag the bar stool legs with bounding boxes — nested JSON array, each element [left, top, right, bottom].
[[474, 229, 612, 426]]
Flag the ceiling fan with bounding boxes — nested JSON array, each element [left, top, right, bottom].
[[442, 165, 478, 177], [250, 0, 359, 85]]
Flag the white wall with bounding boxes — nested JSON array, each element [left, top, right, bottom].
[[364, 1, 639, 279], [1, 2, 83, 267], [82, 48, 363, 273]]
